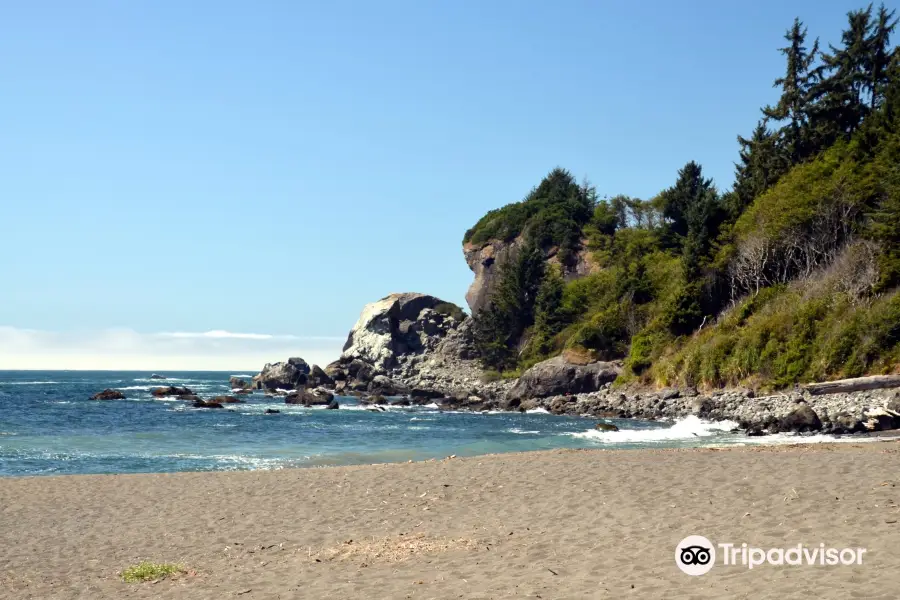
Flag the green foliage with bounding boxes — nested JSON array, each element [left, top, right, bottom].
[[465, 6, 900, 389], [433, 302, 466, 322], [121, 562, 184, 583], [463, 168, 593, 249]]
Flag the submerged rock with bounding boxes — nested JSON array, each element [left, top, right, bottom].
[[90, 389, 125, 400], [193, 399, 224, 409], [265, 408, 281, 414], [595, 422, 619, 432], [149, 374, 167, 380]]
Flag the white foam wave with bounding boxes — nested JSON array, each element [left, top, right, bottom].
[[507, 428, 541, 435], [4, 381, 60, 385], [525, 407, 550, 414], [569, 415, 740, 444], [231, 374, 253, 378]]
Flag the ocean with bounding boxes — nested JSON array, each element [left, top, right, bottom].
[[0, 370, 851, 477]]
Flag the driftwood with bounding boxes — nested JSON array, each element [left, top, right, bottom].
[[803, 375, 900, 396]]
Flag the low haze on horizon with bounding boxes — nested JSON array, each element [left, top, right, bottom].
[[0, 0, 880, 369]]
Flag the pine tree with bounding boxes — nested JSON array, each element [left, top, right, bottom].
[[763, 18, 820, 163], [531, 264, 567, 356], [732, 121, 786, 215], [810, 6, 874, 146], [473, 241, 546, 370], [660, 161, 715, 240], [868, 3, 898, 110]]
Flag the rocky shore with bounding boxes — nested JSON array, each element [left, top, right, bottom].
[[247, 291, 900, 437]]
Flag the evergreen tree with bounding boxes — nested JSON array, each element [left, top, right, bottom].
[[763, 18, 820, 163], [660, 161, 715, 240], [473, 241, 546, 370], [810, 6, 874, 145], [732, 121, 786, 215], [530, 264, 567, 356], [868, 3, 898, 110]]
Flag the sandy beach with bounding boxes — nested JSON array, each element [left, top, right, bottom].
[[1, 442, 898, 599]]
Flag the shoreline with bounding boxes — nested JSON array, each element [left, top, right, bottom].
[[2, 443, 899, 599]]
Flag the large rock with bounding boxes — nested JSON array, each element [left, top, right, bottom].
[[285, 388, 335, 406], [340, 293, 464, 371], [151, 386, 194, 397], [778, 404, 822, 432], [90, 389, 125, 400], [208, 395, 244, 404], [505, 355, 620, 406], [253, 357, 310, 390], [229, 376, 252, 391], [463, 239, 524, 315], [308, 364, 334, 388]]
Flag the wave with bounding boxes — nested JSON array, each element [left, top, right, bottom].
[[506, 428, 541, 435], [525, 407, 550, 414], [3, 381, 60, 385], [568, 415, 740, 444], [231, 374, 254, 378]]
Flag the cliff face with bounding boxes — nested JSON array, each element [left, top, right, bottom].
[[463, 236, 599, 314]]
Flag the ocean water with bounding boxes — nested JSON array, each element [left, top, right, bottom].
[[0, 370, 858, 477]]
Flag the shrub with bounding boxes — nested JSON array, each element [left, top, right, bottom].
[[121, 562, 184, 583]]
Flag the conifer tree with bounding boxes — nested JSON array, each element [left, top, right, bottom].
[[763, 18, 820, 163]]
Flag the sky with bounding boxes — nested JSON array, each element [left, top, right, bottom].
[[0, 0, 883, 370]]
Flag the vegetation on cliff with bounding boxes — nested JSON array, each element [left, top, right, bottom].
[[470, 5, 900, 389]]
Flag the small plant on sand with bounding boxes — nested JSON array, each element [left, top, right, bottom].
[[120, 561, 185, 583]]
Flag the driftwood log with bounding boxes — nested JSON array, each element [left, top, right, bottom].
[[803, 375, 900, 396]]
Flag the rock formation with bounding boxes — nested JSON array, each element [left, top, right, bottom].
[[252, 358, 310, 390], [151, 386, 194, 398], [90, 389, 125, 400], [505, 355, 621, 408]]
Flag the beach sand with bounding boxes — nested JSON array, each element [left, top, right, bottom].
[[1, 443, 898, 599]]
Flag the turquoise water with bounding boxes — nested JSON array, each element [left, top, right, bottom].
[[0, 370, 791, 477]]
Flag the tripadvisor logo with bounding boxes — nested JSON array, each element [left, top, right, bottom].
[[675, 535, 867, 576]]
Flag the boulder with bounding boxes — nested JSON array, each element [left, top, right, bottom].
[[90, 389, 125, 400], [778, 404, 822, 432], [230, 376, 252, 391], [368, 375, 408, 396], [151, 386, 194, 398], [149, 374, 167, 380], [208, 395, 244, 404], [326, 399, 339, 410], [285, 388, 335, 406], [252, 358, 310, 390], [595, 422, 619, 432], [235, 389, 251, 395], [339, 292, 464, 371], [265, 408, 281, 414], [505, 356, 620, 404], [690, 397, 712, 416], [308, 364, 335, 388], [831, 413, 865, 434]]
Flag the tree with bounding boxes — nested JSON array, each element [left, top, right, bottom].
[[868, 3, 898, 110], [660, 161, 715, 240], [732, 121, 786, 215], [763, 18, 820, 163], [530, 264, 567, 356], [809, 6, 874, 145], [473, 241, 546, 370]]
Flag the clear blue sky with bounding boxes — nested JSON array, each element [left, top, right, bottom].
[[0, 0, 883, 368]]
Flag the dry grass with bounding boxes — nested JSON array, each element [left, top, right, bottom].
[[311, 533, 478, 564]]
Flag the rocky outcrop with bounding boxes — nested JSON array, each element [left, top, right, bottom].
[[253, 358, 310, 390], [90, 389, 125, 400], [463, 239, 524, 314], [151, 386, 194, 397], [193, 399, 224, 409], [463, 237, 599, 315], [230, 376, 252, 391], [505, 355, 621, 407], [285, 388, 335, 406], [149, 374, 167, 380], [308, 365, 334, 388]]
